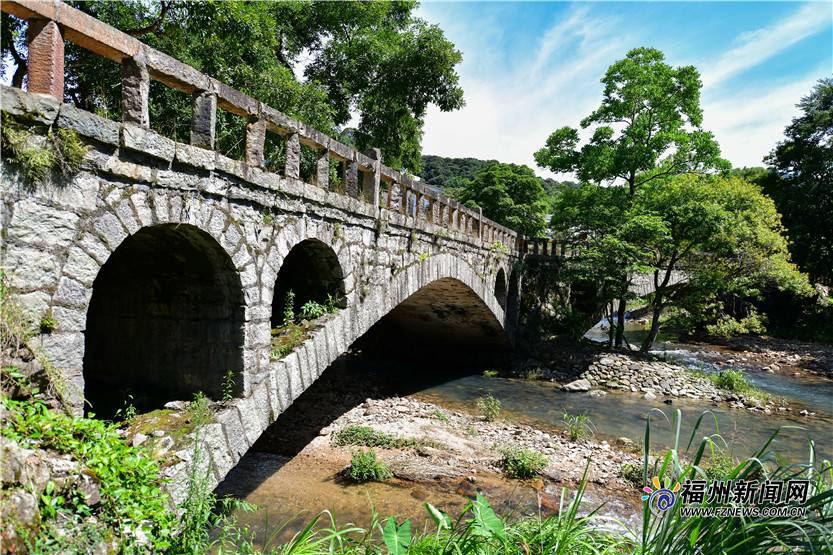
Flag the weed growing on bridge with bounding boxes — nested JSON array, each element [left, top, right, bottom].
[[283, 290, 296, 325], [344, 448, 393, 482], [501, 448, 549, 479], [1, 113, 90, 188], [271, 325, 306, 359], [561, 410, 596, 441], [476, 393, 501, 422], [221, 370, 236, 402]]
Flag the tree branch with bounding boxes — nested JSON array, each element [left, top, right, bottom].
[[125, 1, 172, 37]]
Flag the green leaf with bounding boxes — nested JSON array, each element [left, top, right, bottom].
[[425, 502, 452, 531], [471, 493, 505, 540], [382, 517, 411, 555]]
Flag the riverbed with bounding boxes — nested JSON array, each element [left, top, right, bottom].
[[213, 331, 832, 545]]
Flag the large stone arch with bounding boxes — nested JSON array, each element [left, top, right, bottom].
[[34, 189, 260, 414], [83, 223, 246, 415]]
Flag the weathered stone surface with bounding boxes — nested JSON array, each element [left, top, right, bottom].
[[1, 85, 60, 124], [122, 55, 150, 127], [53, 277, 91, 308], [0, 488, 40, 554], [176, 142, 215, 170], [8, 200, 79, 247], [58, 103, 120, 145], [191, 91, 217, 149], [121, 123, 175, 160], [2, 247, 60, 290], [94, 211, 128, 249]]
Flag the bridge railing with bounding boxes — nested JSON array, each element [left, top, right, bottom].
[[2, 0, 520, 252]]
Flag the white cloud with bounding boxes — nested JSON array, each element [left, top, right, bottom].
[[703, 67, 827, 168], [701, 3, 831, 89], [421, 5, 633, 177]]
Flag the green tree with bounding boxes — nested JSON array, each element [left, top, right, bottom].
[[452, 162, 548, 237], [3, 1, 464, 172], [631, 174, 809, 350], [535, 47, 729, 346], [761, 77, 833, 282]]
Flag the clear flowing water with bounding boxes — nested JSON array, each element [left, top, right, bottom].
[[214, 331, 832, 544]]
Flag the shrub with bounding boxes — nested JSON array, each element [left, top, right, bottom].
[[706, 311, 766, 338], [344, 448, 392, 482], [476, 393, 501, 422], [501, 448, 548, 479], [562, 410, 595, 441]]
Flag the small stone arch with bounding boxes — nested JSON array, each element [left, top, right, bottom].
[[507, 267, 520, 326], [494, 268, 507, 310], [83, 223, 245, 416], [271, 238, 346, 328]]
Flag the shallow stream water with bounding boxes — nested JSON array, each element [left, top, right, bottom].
[[214, 327, 832, 545]]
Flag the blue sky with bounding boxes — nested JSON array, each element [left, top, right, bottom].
[[415, 1, 832, 179]]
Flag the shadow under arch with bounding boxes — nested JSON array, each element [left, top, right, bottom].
[[354, 276, 512, 356], [271, 238, 346, 328], [83, 223, 245, 417], [494, 268, 507, 310]]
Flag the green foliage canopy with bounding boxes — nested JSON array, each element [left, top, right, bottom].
[[452, 162, 549, 237], [762, 77, 833, 282], [534, 47, 729, 194]]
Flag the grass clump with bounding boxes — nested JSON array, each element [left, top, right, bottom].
[[270, 323, 308, 359], [333, 425, 433, 450], [476, 393, 501, 422], [711, 368, 772, 403], [562, 410, 596, 441], [344, 448, 392, 482], [430, 409, 450, 424], [501, 448, 549, 479]]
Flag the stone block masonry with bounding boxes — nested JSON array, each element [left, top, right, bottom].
[[1, 85, 521, 505]]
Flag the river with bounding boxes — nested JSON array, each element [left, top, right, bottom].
[[212, 328, 832, 546]]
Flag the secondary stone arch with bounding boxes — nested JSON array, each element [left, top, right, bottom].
[[270, 238, 346, 329], [82, 223, 246, 416]]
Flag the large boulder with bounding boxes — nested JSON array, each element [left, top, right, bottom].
[[562, 379, 592, 392]]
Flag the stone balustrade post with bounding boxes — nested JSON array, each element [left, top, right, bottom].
[[285, 132, 300, 179], [316, 149, 329, 188], [246, 116, 266, 167], [476, 207, 483, 240], [27, 18, 64, 99], [364, 149, 381, 206], [406, 188, 415, 216], [417, 192, 426, 220], [122, 53, 149, 128], [345, 160, 359, 198], [190, 91, 216, 148]]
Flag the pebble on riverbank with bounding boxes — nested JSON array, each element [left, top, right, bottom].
[[322, 396, 644, 491]]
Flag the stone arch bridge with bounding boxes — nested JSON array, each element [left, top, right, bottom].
[[0, 1, 526, 502]]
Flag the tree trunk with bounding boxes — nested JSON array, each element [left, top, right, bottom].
[[607, 302, 615, 348], [642, 298, 664, 352], [614, 298, 626, 347]]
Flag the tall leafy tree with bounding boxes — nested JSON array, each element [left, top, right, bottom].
[[2, 1, 464, 172], [762, 77, 833, 282], [452, 163, 548, 237], [630, 174, 808, 350], [535, 47, 729, 346]]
